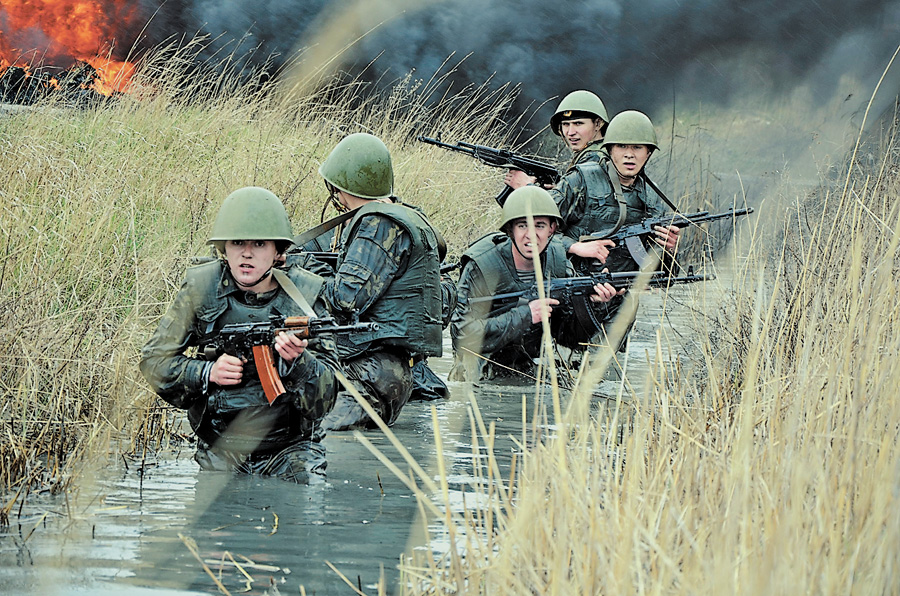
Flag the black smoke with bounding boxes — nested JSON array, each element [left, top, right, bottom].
[[137, 0, 900, 122]]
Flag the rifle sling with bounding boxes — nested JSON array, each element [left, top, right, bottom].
[[272, 269, 318, 317], [292, 207, 360, 248], [640, 172, 679, 212], [599, 159, 629, 239]]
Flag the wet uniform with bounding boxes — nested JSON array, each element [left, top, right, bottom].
[[449, 234, 570, 381], [320, 201, 443, 430], [140, 260, 339, 482]]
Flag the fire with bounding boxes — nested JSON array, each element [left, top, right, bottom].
[[0, 0, 142, 95]]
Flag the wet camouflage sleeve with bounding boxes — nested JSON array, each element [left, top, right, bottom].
[[441, 276, 458, 329], [324, 214, 411, 319], [277, 296, 339, 418], [549, 169, 589, 251], [139, 277, 210, 409], [450, 261, 536, 356]]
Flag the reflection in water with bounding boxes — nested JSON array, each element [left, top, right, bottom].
[[0, 287, 701, 594]]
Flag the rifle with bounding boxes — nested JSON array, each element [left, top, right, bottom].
[[203, 315, 378, 405], [474, 267, 714, 306], [579, 207, 754, 268], [417, 134, 560, 206], [471, 267, 714, 348]]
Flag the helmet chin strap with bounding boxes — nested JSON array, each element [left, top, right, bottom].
[[229, 264, 274, 289], [325, 182, 348, 214]]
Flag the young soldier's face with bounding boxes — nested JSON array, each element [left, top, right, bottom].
[[560, 118, 604, 152], [609, 144, 652, 181], [225, 240, 280, 290], [510, 217, 557, 259]]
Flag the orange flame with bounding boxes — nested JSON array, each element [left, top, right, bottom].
[[0, 0, 141, 95]]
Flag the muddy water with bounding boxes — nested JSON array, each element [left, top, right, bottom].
[[0, 284, 707, 596]]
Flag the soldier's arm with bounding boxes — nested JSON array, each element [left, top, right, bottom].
[[451, 262, 534, 355], [549, 169, 588, 252], [139, 278, 209, 409]]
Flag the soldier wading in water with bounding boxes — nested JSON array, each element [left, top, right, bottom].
[[450, 186, 619, 382], [316, 133, 445, 431], [140, 187, 339, 482]]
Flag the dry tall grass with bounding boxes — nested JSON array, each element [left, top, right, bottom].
[[387, 110, 900, 593]]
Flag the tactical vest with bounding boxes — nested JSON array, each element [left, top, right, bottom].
[[565, 159, 667, 272], [462, 232, 570, 308], [184, 260, 327, 451], [338, 201, 443, 358]]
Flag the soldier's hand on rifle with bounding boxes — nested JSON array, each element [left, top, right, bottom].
[[504, 169, 538, 190], [275, 331, 307, 362], [590, 281, 623, 303], [210, 354, 244, 386], [568, 239, 615, 263], [653, 224, 681, 252], [529, 297, 559, 324]]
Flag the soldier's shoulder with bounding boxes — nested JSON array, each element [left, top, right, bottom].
[[463, 232, 507, 258]]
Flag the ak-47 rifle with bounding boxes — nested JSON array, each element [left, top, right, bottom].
[[475, 267, 714, 307], [580, 207, 754, 268], [417, 134, 560, 206], [203, 315, 378, 404], [471, 267, 714, 348]]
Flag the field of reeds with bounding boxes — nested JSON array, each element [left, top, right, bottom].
[[0, 40, 897, 594], [383, 105, 900, 592]]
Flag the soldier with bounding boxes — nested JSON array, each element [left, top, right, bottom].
[[316, 133, 444, 431], [139, 187, 339, 483], [504, 89, 619, 266], [556, 110, 680, 272], [449, 186, 618, 382]]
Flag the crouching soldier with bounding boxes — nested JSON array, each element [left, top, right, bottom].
[[140, 187, 339, 482], [449, 186, 619, 382], [315, 133, 444, 430]]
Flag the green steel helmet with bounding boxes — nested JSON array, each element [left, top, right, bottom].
[[319, 132, 393, 199], [500, 186, 563, 230], [601, 110, 659, 151], [208, 186, 294, 252], [550, 90, 609, 136]]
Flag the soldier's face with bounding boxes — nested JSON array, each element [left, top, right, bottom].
[[225, 240, 280, 291], [560, 118, 604, 152], [510, 217, 557, 259], [609, 144, 652, 181]]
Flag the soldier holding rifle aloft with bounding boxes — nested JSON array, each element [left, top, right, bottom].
[[140, 187, 339, 482]]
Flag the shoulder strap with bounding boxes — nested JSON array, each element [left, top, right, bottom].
[[272, 269, 317, 317], [292, 207, 360, 248], [640, 172, 679, 211], [601, 158, 629, 238]]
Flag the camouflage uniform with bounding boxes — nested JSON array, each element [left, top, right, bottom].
[[449, 234, 571, 381], [140, 260, 339, 482], [320, 201, 443, 430], [552, 160, 670, 274]]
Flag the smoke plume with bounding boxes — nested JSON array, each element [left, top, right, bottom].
[[135, 0, 900, 123]]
